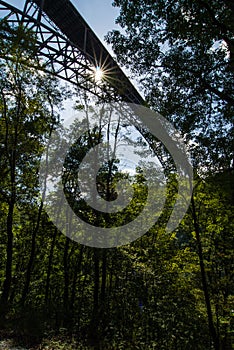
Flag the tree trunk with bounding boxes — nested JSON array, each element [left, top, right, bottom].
[[21, 201, 43, 305], [70, 245, 84, 312], [191, 195, 220, 350], [0, 200, 14, 315], [88, 249, 100, 348], [0, 90, 17, 316], [100, 250, 107, 302], [63, 236, 70, 314], [45, 226, 58, 305], [93, 249, 100, 315]]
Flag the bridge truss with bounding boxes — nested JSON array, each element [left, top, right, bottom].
[[0, 0, 144, 104]]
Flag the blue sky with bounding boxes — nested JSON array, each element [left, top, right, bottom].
[[72, 0, 120, 49]]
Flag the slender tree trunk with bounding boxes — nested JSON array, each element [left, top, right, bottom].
[[63, 236, 70, 313], [45, 226, 58, 305], [100, 250, 107, 302], [93, 249, 100, 315], [70, 245, 84, 312], [44, 196, 63, 305], [0, 90, 17, 316], [191, 195, 220, 350], [21, 201, 43, 305], [88, 249, 100, 348], [109, 259, 113, 296], [1, 200, 14, 314], [77, 273, 88, 331]]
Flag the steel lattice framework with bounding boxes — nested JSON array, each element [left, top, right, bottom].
[[0, 0, 144, 104]]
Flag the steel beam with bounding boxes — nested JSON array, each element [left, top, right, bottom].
[[0, 0, 144, 104]]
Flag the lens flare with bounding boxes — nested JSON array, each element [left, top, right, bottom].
[[94, 66, 104, 83]]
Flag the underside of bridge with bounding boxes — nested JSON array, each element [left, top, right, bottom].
[[0, 0, 144, 104]]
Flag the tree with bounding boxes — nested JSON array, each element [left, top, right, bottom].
[[0, 21, 67, 315], [106, 1, 234, 349], [106, 0, 234, 172], [191, 174, 234, 349]]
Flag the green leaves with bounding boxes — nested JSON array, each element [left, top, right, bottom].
[[106, 0, 234, 173]]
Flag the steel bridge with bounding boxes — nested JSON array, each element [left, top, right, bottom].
[[0, 0, 144, 104]]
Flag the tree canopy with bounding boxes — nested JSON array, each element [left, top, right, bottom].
[[106, 0, 234, 172]]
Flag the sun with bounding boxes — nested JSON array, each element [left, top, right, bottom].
[[93, 66, 104, 83]]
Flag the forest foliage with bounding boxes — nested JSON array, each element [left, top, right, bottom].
[[0, 1, 234, 349]]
